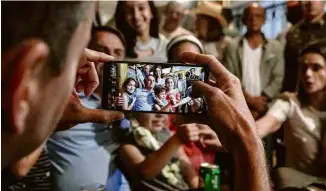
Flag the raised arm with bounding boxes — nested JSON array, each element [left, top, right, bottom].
[[176, 52, 272, 191], [256, 114, 282, 138], [119, 125, 200, 180]]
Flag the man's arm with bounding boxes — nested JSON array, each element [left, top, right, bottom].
[[176, 52, 271, 191], [119, 125, 200, 180], [119, 135, 183, 180]]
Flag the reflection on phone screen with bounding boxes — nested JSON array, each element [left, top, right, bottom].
[[102, 61, 208, 114]]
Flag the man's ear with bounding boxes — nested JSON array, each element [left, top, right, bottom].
[[2, 39, 49, 135]]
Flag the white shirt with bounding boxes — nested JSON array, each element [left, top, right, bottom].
[[268, 95, 326, 175], [242, 39, 262, 96]]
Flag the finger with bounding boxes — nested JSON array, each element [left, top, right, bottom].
[[84, 48, 114, 63], [76, 62, 99, 96], [191, 81, 219, 99], [179, 52, 232, 87], [79, 108, 124, 124]]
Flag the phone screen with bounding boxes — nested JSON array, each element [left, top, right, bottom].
[[102, 61, 208, 114]]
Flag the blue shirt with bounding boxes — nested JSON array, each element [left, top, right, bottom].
[[47, 93, 120, 191], [134, 88, 155, 111]]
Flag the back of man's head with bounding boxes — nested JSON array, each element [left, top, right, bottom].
[[1, 1, 94, 168]]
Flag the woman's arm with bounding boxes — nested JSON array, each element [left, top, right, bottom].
[[177, 148, 201, 188], [256, 114, 282, 138], [127, 96, 136, 110], [119, 134, 183, 180]]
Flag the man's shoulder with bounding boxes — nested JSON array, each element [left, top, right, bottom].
[[266, 38, 283, 50], [228, 37, 242, 48]]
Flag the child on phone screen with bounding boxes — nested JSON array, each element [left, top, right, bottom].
[[153, 86, 171, 112], [122, 77, 137, 110]]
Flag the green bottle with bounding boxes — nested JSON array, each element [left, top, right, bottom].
[[200, 163, 221, 191]]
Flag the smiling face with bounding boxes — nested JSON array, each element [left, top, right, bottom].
[[301, 52, 326, 95], [166, 78, 174, 90], [124, 0, 152, 35], [126, 80, 136, 94], [138, 113, 168, 133], [145, 75, 156, 90], [154, 67, 162, 78]]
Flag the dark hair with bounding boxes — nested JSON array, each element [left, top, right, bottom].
[[154, 85, 166, 96], [152, 66, 163, 81], [222, 8, 234, 24], [242, 3, 266, 23], [298, 40, 326, 106], [144, 74, 155, 82], [90, 26, 126, 49], [165, 77, 175, 88], [2, 2, 92, 75], [167, 40, 203, 62], [122, 77, 137, 90], [197, 14, 224, 41], [115, 1, 159, 58]]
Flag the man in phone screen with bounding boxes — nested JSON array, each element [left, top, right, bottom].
[[133, 75, 156, 111]]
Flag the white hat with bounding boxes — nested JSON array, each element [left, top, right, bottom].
[[167, 34, 204, 59], [191, 1, 227, 28]]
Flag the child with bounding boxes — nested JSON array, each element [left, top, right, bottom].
[[153, 86, 171, 112], [165, 77, 181, 112], [122, 77, 137, 110]]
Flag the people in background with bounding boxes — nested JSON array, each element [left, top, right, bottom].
[[276, 1, 303, 46], [127, 64, 145, 88], [47, 26, 129, 191], [283, 1, 326, 92], [122, 78, 137, 111], [153, 65, 166, 86], [176, 73, 187, 98], [192, 1, 231, 61], [115, 0, 168, 63], [160, 1, 193, 40], [142, 64, 151, 76], [256, 41, 326, 190], [224, 3, 284, 119], [222, 8, 240, 38], [118, 114, 211, 190], [166, 34, 204, 63]]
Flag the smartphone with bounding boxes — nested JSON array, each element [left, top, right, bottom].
[[101, 61, 209, 114]]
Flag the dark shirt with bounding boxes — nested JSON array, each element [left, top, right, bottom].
[[3, 149, 52, 191], [118, 128, 189, 191], [283, 14, 326, 92]]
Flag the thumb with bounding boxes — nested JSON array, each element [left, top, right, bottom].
[[79, 108, 124, 125]]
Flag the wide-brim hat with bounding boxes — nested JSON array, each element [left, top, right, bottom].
[[191, 1, 227, 28]]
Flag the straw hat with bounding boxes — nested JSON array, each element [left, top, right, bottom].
[[191, 1, 227, 28]]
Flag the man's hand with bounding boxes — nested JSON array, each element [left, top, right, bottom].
[[245, 93, 267, 113], [57, 49, 123, 130], [197, 124, 222, 151], [176, 52, 259, 153], [175, 52, 270, 191], [175, 124, 200, 144]]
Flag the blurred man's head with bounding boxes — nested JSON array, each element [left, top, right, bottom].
[[143, 64, 151, 75], [286, 1, 303, 25], [302, 1, 325, 22], [243, 3, 266, 33], [178, 73, 183, 79], [164, 1, 186, 31], [88, 26, 126, 90], [1, 2, 95, 168]]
